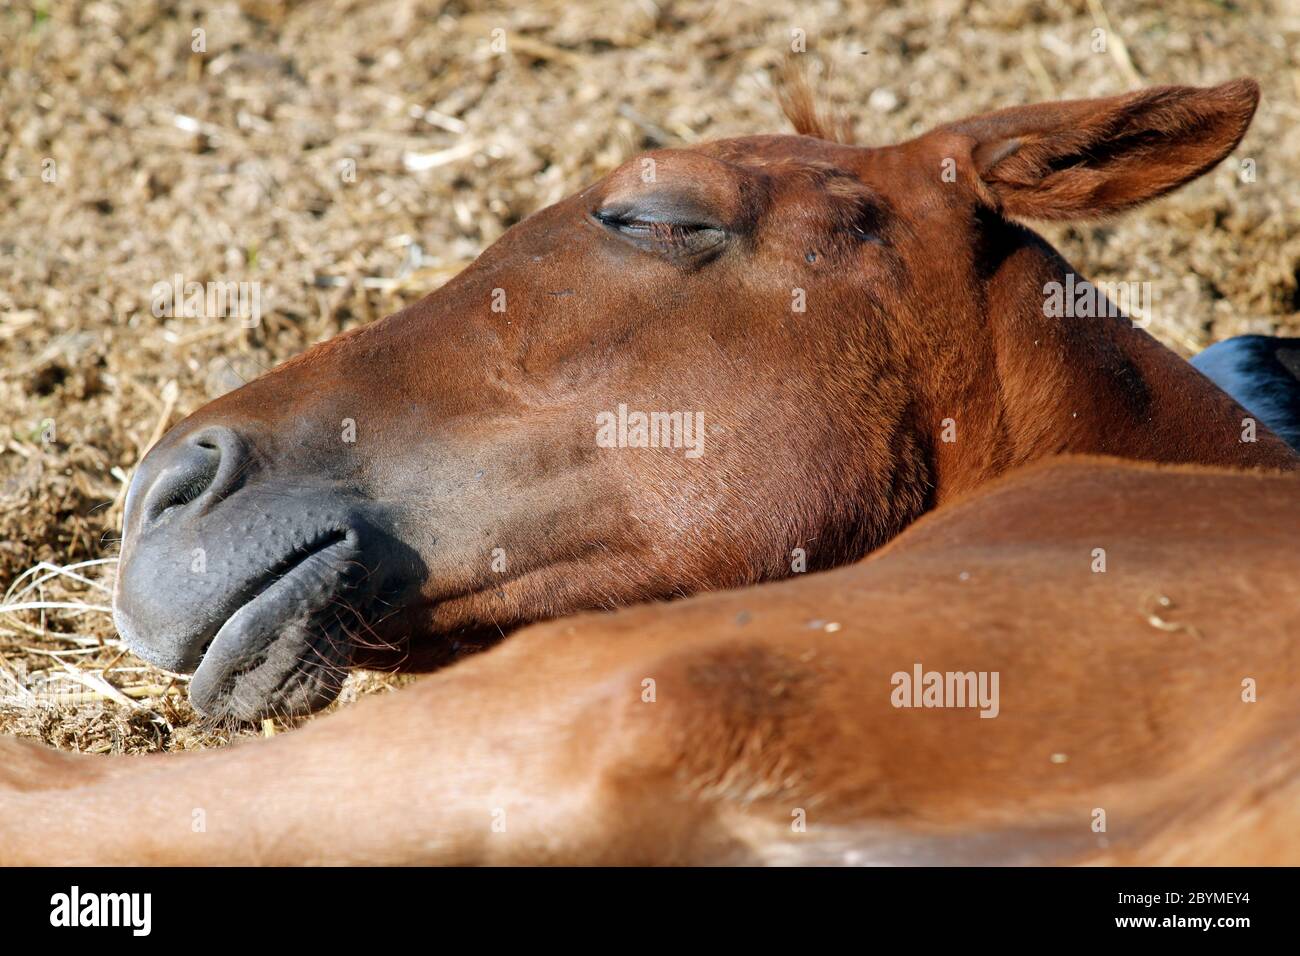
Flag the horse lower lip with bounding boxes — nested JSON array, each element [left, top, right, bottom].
[[190, 533, 355, 691]]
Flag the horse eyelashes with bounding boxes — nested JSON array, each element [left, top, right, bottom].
[[621, 220, 692, 244], [599, 213, 726, 257]]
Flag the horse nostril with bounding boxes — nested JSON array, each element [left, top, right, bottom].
[[140, 425, 245, 525]]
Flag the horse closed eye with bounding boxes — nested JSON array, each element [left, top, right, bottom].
[[595, 210, 726, 257]]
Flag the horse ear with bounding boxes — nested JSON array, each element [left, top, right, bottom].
[[934, 79, 1259, 220]]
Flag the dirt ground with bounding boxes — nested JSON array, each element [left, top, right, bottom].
[[2, 0, 1298, 754]]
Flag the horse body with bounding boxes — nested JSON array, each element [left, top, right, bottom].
[[4, 457, 1298, 865], [3, 78, 1298, 865]]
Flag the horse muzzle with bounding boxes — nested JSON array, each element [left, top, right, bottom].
[[112, 423, 409, 721]]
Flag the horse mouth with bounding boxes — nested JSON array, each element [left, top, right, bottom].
[[187, 528, 363, 721]]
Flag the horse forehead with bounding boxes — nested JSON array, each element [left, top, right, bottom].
[[696, 134, 868, 171], [603, 136, 868, 187], [596, 136, 878, 219]]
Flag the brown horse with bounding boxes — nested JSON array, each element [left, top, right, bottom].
[[4, 456, 1298, 865], [2, 79, 1296, 865]]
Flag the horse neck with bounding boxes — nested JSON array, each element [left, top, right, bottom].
[[924, 230, 1298, 505]]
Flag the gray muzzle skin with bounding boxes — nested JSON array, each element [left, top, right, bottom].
[[112, 422, 421, 721]]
